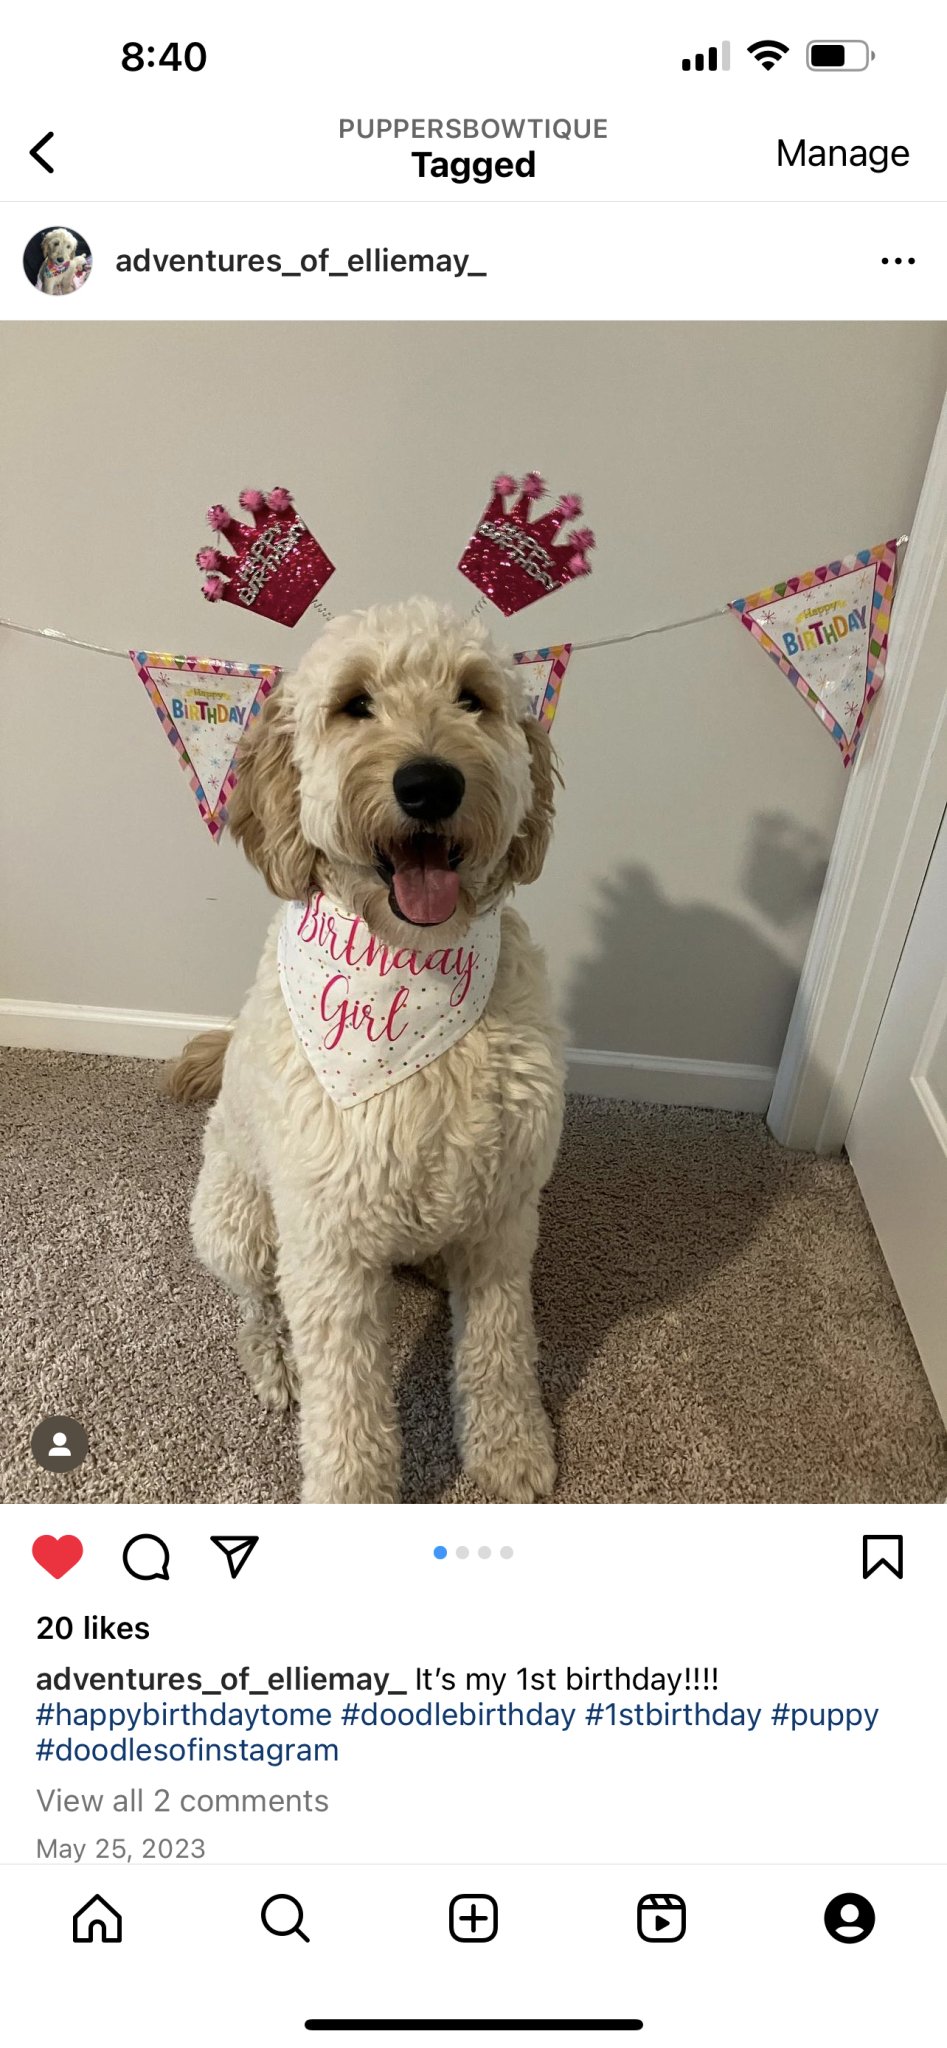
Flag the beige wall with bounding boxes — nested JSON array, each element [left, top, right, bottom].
[[1, 322, 944, 1073]]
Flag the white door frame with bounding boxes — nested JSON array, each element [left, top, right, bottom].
[[768, 387, 947, 1154]]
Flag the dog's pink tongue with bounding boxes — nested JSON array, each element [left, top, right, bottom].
[[392, 836, 460, 926]]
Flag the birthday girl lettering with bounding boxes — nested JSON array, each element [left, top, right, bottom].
[[318, 976, 409, 1051], [297, 891, 478, 1057]]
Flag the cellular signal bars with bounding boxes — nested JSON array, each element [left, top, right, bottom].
[[682, 42, 730, 71]]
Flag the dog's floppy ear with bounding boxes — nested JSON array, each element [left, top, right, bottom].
[[41, 232, 52, 259], [507, 717, 560, 886], [228, 686, 319, 900]]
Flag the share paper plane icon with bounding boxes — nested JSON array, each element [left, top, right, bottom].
[[210, 1535, 259, 1580]]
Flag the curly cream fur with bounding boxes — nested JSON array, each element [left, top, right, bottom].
[[163, 1028, 231, 1104], [189, 600, 565, 1503]]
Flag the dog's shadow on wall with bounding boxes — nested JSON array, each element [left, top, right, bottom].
[[396, 837, 832, 1503], [566, 847, 821, 1060], [739, 811, 830, 931]]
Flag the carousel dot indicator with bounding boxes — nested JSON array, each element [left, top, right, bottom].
[[431, 1543, 514, 1560]]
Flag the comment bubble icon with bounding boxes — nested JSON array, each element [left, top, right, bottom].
[[122, 1533, 171, 1582]]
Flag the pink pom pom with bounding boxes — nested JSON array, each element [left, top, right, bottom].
[[196, 547, 221, 571], [493, 473, 517, 496], [238, 488, 265, 512], [558, 493, 583, 519], [568, 554, 592, 577], [207, 503, 230, 531], [570, 527, 596, 552], [521, 471, 546, 500], [202, 576, 224, 601], [266, 486, 293, 513]]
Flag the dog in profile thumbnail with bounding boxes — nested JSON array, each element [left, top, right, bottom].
[[34, 228, 90, 295]]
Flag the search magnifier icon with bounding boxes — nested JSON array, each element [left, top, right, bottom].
[[261, 1893, 309, 1942]]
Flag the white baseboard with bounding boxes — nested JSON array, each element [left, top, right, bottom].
[[0, 1000, 774, 1113], [566, 1047, 775, 1113], [0, 999, 231, 1060]]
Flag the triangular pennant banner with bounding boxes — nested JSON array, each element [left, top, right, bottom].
[[730, 541, 899, 766], [130, 652, 282, 838], [514, 643, 572, 729]]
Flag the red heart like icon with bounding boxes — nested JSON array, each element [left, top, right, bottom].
[[32, 1534, 83, 1579]]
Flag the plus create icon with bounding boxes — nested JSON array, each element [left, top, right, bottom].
[[449, 1893, 499, 1941]]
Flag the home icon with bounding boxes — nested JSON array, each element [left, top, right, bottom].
[[73, 1894, 122, 1943]]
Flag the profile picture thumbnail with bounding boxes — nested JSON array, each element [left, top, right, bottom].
[[23, 224, 92, 298]]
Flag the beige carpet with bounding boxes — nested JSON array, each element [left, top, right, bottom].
[[3, 1048, 945, 1505]]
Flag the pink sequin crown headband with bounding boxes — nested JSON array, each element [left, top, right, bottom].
[[196, 487, 334, 627], [458, 471, 596, 617]]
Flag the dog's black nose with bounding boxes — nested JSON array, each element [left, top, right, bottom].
[[393, 757, 465, 822]]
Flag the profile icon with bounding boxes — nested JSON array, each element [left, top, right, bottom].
[[824, 1891, 875, 1943], [23, 225, 92, 297], [30, 1413, 89, 1472]]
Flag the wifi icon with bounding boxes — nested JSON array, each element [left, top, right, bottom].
[[748, 38, 789, 69]]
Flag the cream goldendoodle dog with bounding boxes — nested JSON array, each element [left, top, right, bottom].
[[171, 598, 565, 1504], [37, 228, 87, 294]]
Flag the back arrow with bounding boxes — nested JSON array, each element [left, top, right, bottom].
[[30, 132, 54, 174]]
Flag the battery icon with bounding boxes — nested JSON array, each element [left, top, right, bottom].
[[807, 40, 874, 69]]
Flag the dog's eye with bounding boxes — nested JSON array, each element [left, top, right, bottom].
[[340, 693, 374, 719], [457, 689, 485, 713]]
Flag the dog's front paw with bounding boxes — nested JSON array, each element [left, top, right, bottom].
[[300, 1467, 401, 1505], [462, 1408, 557, 1503], [237, 1314, 296, 1412], [299, 1427, 402, 1504]]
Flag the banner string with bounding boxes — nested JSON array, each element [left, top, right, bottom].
[[576, 607, 727, 651], [0, 621, 135, 661], [0, 602, 788, 662], [0, 541, 910, 666]]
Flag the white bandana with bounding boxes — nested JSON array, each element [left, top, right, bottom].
[[278, 889, 501, 1108]]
